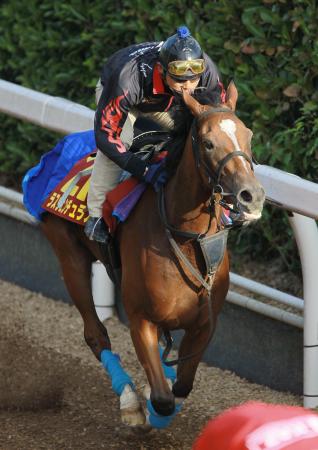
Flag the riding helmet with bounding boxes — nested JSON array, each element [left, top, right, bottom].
[[159, 26, 204, 81]]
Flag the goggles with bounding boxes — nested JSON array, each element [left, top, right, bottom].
[[167, 59, 205, 77]]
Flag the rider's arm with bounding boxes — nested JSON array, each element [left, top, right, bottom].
[[94, 77, 147, 180]]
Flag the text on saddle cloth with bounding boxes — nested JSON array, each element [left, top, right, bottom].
[[42, 153, 95, 225]]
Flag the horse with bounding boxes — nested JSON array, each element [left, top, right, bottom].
[[41, 82, 265, 429]]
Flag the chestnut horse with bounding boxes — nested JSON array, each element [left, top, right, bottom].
[[42, 83, 265, 429]]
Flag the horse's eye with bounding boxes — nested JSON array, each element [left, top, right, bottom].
[[203, 140, 214, 152]]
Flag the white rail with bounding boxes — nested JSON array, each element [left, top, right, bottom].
[[0, 79, 93, 133], [230, 272, 303, 311], [1, 79, 317, 407]]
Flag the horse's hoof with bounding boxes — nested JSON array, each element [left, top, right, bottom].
[[121, 404, 146, 427], [142, 379, 172, 401], [130, 423, 153, 435], [151, 395, 175, 416], [120, 384, 146, 427]]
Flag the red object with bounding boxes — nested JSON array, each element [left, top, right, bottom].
[[193, 401, 318, 450]]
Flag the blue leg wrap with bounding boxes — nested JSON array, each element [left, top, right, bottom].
[[100, 349, 134, 396], [146, 399, 183, 429], [159, 345, 176, 383]]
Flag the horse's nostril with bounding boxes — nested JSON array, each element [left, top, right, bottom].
[[239, 190, 253, 203]]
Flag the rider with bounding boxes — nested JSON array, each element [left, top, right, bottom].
[[85, 26, 225, 243]]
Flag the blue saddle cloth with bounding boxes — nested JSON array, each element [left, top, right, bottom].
[[22, 130, 96, 221]]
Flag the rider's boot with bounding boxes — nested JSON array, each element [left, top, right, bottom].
[[84, 216, 110, 244]]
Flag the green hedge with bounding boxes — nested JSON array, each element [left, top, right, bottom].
[[1, 0, 317, 272]]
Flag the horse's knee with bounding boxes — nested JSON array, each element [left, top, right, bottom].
[[150, 391, 175, 416], [172, 380, 193, 399]]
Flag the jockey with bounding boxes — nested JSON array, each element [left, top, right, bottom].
[[85, 26, 225, 243]]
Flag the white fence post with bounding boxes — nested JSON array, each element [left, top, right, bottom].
[[289, 213, 318, 408], [91, 261, 115, 321]]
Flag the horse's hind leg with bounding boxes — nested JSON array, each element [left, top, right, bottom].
[[42, 215, 111, 359], [43, 216, 146, 428]]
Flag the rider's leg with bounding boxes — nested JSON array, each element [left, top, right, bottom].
[[85, 111, 137, 242], [85, 152, 122, 242]]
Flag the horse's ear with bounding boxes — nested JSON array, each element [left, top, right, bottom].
[[182, 89, 206, 117], [246, 128, 253, 151], [225, 81, 238, 111]]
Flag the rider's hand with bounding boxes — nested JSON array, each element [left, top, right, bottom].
[[144, 162, 168, 192]]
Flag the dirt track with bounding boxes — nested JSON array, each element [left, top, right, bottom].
[[0, 278, 301, 450]]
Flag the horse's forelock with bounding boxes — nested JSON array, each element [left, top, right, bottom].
[[192, 88, 221, 108], [165, 88, 222, 175]]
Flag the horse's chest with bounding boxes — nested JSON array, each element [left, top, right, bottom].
[[145, 257, 205, 326], [142, 229, 228, 326]]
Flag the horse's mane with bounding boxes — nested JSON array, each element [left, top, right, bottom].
[[165, 88, 221, 176]]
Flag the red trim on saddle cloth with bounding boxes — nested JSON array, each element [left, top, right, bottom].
[[42, 152, 96, 225], [102, 177, 140, 234]]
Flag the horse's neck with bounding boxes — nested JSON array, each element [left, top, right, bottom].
[[165, 134, 219, 235]]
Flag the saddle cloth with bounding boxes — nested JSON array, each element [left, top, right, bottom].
[[22, 130, 151, 230], [22, 129, 160, 231], [22, 130, 96, 221], [41, 152, 151, 232]]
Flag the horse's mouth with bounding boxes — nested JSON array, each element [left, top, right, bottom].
[[229, 203, 263, 223], [240, 210, 262, 222]]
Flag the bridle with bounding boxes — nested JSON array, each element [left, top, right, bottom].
[[159, 107, 254, 366], [191, 107, 254, 210], [160, 107, 254, 241]]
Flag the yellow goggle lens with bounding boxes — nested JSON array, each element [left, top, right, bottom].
[[168, 59, 205, 76]]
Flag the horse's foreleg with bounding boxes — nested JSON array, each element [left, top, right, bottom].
[[130, 316, 175, 417], [172, 321, 212, 399], [174, 266, 229, 399]]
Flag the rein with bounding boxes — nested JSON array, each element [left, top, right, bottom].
[[159, 108, 253, 366]]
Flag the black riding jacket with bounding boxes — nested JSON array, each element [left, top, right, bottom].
[[95, 41, 224, 179]]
